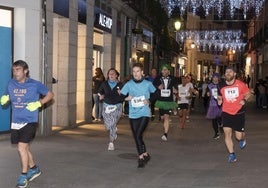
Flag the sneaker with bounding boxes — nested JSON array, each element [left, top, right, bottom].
[[144, 154, 151, 164], [137, 158, 145, 168], [17, 174, 28, 188], [213, 134, 220, 140], [239, 139, 246, 149], [161, 135, 167, 141], [27, 166, 41, 181], [228, 153, 237, 162], [186, 116, 190, 122], [108, 142, 114, 151]]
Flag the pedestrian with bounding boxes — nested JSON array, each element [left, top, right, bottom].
[[0, 60, 54, 188], [177, 76, 192, 129], [201, 78, 210, 113], [146, 68, 158, 121], [153, 64, 178, 141], [185, 74, 195, 122], [257, 79, 267, 109], [206, 73, 222, 139], [120, 63, 156, 168], [217, 66, 251, 162], [98, 68, 124, 151], [92, 67, 105, 121]]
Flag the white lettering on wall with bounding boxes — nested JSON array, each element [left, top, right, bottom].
[[98, 13, 112, 30]]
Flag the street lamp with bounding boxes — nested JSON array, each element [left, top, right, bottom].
[[174, 20, 182, 31]]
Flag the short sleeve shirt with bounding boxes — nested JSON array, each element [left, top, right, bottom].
[[7, 78, 49, 123], [120, 79, 156, 118], [220, 79, 249, 115]]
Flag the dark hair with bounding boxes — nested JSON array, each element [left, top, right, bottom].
[[13, 60, 29, 77], [132, 62, 144, 71], [226, 66, 236, 72], [107, 68, 120, 78]]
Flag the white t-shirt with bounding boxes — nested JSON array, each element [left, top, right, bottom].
[[177, 84, 191, 104]]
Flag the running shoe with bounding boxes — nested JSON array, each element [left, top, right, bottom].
[[239, 139, 246, 149], [186, 116, 190, 122], [144, 154, 151, 164], [228, 153, 237, 163], [17, 174, 28, 188], [213, 134, 220, 140], [108, 142, 114, 151], [138, 158, 145, 168], [161, 135, 167, 141], [27, 166, 41, 181]]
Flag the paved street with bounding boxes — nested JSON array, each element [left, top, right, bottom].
[[0, 99, 268, 188]]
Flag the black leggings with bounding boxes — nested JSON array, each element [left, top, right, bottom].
[[129, 117, 149, 155], [212, 116, 221, 134]]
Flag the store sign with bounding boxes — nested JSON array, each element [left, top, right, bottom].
[[95, 13, 112, 32]]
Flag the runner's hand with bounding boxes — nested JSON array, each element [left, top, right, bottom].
[[26, 101, 42, 111], [0, 95, 9, 105]]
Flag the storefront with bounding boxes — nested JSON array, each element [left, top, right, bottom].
[[131, 27, 153, 75]]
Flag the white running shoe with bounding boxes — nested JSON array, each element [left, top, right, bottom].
[[161, 135, 168, 141], [108, 142, 115, 151]]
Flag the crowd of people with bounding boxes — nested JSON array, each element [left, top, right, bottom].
[[90, 64, 253, 165], [0, 60, 255, 187]]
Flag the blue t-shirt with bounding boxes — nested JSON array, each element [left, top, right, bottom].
[[7, 78, 49, 123], [120, 79, 156, 118]]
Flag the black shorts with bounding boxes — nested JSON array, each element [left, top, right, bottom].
[[222, 111, 245, 132], [159, 109, 172, 116], [178, 103, 189, 110], [11, 123, 38, 144]]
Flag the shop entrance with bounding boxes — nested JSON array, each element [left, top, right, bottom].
[[93, 46, 104, 71]]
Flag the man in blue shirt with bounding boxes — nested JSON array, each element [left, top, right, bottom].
[[1, 60, 54, 188]]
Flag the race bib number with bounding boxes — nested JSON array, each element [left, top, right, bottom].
[[224, 87, 239, 101], [179, 91, 188, 97], [211, 88, 218, 99], [131, 96, 145, 108], [161, 89, 171, 97], [105, 105, 117, 114]]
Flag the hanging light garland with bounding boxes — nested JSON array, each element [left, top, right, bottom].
[[176, 30, 246, 52], [172, 0, 265, 18]]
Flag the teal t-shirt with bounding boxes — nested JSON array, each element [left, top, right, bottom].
[[121, 79, 156, 118]]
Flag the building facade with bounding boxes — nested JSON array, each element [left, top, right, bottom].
[[0, 0, 155, 135]]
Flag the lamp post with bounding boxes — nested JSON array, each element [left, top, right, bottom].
[[174, 20, 181, 42], [174, 20, 182, 31], [174, 20, 182, 77]]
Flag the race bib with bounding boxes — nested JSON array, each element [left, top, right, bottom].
[[105, 105, 117, 114], [131, 96, 145, 108], [224, 87, 239, 101], [211, 88, 218, 99], [11, 122, 27, 130], [179, 91, 188, 97], [161, 89, 171, 97]]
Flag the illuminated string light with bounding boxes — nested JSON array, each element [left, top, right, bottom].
[[176, 30, 246, 52], [171, 0, 264, 18]]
